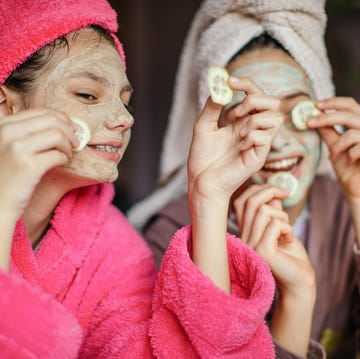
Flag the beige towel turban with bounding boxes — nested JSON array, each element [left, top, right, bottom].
[[127, 0, 335, 229]]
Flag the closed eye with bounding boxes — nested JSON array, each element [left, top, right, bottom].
[[75, 92, 97, 102]]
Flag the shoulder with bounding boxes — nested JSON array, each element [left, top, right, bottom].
[[308, 175, 354, 245], [309, 175, 349, 216], [145, 193, 190, 230]]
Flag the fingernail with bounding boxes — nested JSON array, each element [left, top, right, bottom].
[[307, 117, 317, 125], [229, 76, 241, 85]]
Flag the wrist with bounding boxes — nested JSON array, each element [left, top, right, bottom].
[[277, 280, 316, 310], [345, 197, 360, 244], [0, 213, 17, 272], [188, 188, 230, 218], [271, 285, 315, 358]]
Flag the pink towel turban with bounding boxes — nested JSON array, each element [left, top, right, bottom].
[[0, 0, 125, 84]]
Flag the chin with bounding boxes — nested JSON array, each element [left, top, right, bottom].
[[60, 167, 119, 187], [84, 173, 119, 184], [282, 195, 301, 208]]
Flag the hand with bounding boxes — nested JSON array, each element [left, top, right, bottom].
[[0, 107, 78, 222], [188, 77, 284, 202], [308, 97, 360, 200], [188, 77, 283, 293], [233, 184, 315, 295], [233, 184, 315, 357]]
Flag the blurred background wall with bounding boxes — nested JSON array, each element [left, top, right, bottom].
[[108, 0, 360, 212]]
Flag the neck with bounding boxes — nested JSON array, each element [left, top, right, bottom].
[[284, 193, 308, 225], [23, 173, 78, 248]]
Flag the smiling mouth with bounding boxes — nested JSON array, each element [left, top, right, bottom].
[[89, 145, 121, 153], [262, 156, 302, 172]]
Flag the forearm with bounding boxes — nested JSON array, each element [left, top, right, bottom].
[[346, 197, 360, 247], [189, 189, 231, 293], [270, 287, 316, 358], [0, 208, 17, 271]]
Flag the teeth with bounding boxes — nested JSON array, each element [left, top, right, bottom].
[[264, 157, 298, 170], [94, 145, 119, 153]]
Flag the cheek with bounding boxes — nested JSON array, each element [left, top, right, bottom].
[[300, 131, 321, 162], [297, 131, 321, 186]]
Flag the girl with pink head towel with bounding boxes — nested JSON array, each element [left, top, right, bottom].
[[0, 0, 282, 357]]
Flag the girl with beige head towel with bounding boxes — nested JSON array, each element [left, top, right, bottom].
[[128, 0, 360, 358]]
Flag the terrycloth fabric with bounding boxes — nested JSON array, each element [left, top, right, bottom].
[[0, 183, 276, 358], [142, 175, 359, 358], [152, 226, 276, 358], [127, 0, 335, 230], [0, 0, 125, 84]]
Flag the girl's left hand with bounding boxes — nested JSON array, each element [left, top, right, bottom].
[[188, 77, 283, 202], [307, 97, 360, 200]]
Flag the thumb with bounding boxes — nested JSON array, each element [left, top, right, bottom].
[[196, 97, 223, 130]]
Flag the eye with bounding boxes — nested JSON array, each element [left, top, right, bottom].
[[75, 92, 98, 102]]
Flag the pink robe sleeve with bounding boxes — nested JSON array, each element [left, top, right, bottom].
[[0, 270, 82, 359], [151, 225, 276, 358]]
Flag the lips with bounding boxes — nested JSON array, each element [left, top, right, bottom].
[[87, 139, 123, 154], [89, 144, 121, 153], [262, 156, 302, 173]]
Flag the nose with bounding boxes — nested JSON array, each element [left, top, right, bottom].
[[105, 111, 134, 131], [271, 128, 291, 151]]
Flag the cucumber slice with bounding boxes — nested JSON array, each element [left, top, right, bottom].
[[267, 172, 298, 197], [291, 100, 320, 131], [70, 116, 91, 152], [207, 66, 233, 106]]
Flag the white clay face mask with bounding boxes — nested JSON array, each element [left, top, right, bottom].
[[225, 62, 314, 110], [228, 62, 320, 208], [41, 34, 132, 183]]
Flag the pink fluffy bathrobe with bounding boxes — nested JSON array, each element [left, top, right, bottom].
[[0, 0, 276, 358], [1, 184, 275, 358]]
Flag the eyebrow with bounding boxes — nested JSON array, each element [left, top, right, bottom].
[[282, 91, 310, 100], [70, 70, 134, 94], [71, 71, 111, 87]]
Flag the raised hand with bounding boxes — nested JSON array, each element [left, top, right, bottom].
[[307, 97, 360, 245], [0, 107, 78, 270], [308, 97, 360, 200], [233, 184, 315, 357], [188, 77, 284, 201], [187, 76, 283, 294], [233, 184, 314, 293], [0, 107, 78, 221]]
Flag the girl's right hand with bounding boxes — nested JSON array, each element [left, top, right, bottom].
[[233, 184, 316, 357], [0, 107, 79, 222], [233, 184, 315, 295]]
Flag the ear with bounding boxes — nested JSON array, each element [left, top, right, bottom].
[[0, 85, 22, 117]]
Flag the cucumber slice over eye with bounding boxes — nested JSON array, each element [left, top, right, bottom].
[[291, 100, 321, 131], [207, 66, 233, 106], [267, 172, 298, 198], [69, 116, 91, 152]]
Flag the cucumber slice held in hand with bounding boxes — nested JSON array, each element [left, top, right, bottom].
[[207, 66, 233, 106], [291, 100, 321, 131], [69, 115, 91, 152], [267, 172, 298, 198]]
